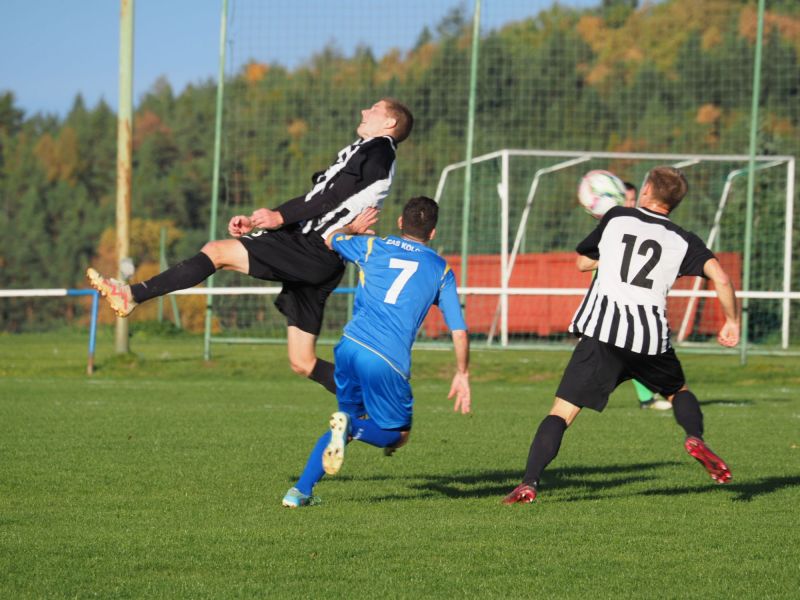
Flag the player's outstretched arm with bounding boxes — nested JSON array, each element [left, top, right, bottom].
[[448, 329, 471, 414], [703, 257, 740, 347], [228, 215, 254, 238]]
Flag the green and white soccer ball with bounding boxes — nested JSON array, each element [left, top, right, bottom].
[[577, 169, 626, 219]]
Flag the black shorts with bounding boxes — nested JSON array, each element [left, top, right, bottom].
[[555, 336, 686, 412], [238, 228, 345, 335]]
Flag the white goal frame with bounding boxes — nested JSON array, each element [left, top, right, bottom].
[[433, 149, 796, 349]]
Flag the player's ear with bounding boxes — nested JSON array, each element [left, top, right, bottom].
[[384, 116, 397, 131], [428, 228, 436, 242], [397, 215, 403, 231]]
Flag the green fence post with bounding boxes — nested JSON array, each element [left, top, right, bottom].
[[204, 0, 229, 360], [741, 0, 766, 365], [460, 0, 481, 299]]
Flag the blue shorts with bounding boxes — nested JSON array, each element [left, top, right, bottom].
[[333, 336, 413, 430]]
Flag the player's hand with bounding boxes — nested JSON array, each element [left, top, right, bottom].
[[250, 208, 284, 230], [717, 319, 740, 347], [448, 371, 471, 414], [228, 215, 253, 237], [344, 207, 380, 235]]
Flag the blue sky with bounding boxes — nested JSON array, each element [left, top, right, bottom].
[[0, 0, 598, 118]]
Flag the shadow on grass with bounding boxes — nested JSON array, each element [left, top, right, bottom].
[[699, 399, 754, 407], [361, 461, 680, 502], [640, 474, 800, 502], [356, 464, 800, 504]]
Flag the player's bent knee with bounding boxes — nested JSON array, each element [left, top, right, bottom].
[[550, 397, 581, 427], [200, 241, 227, 268], [288, 356, 315, 377], [666, 385, 689, 402], [201, 240, 248, 272]]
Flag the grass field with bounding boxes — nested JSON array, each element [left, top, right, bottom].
[[1, 328, 799, 598]]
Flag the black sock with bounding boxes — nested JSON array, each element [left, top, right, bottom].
[[308, 358, 336, 395], [131, 252, 216, 303], [672, 389, 704, 439], [522, 415, 568, 487]]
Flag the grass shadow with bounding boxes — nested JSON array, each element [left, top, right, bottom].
[[640, 474, 800, 502], [699, 399, 754, 407], [365, 461, 680, 502]]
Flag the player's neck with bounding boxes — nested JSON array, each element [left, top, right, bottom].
[[640, 199, 671, 216], [400, 233, 427, 245]]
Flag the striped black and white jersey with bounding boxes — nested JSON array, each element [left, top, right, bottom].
[[569, 206, 714, 355], [275, 136, 396, 239]]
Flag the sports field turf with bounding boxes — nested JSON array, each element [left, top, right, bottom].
[[1, 329, 798, 598]]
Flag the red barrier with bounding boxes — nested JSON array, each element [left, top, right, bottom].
[[422, 252, 741, 339]]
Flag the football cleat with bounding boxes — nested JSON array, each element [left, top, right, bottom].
[[502, 483, 538, 505], [322, 411, 350, 475], [684, 436, 732, 484], [281, 487, 319, 508], [86, 267, 137, 317], [640, 397, 672, 411]]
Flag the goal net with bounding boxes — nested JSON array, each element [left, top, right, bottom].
[[202, 0, 800, 355]]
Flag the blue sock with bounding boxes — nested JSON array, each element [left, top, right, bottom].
[[295, 431, 331, 496], [350, 417, 402, 448]]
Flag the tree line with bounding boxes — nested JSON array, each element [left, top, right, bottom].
[[1, 0, 798, 331]]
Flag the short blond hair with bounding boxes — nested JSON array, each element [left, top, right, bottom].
[[381, 97, 413, 143], [647, 167, 688, 211]]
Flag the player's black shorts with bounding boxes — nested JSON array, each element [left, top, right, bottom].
[[555, 336, 686, 412], [238, 227, 345, 335]]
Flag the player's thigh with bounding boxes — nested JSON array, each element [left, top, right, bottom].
[[555, 337, 626, 412], [200, 239, 249, 273], [361, 367, 412, 430], [626, 348, 686, 398], [333, 338, 367, 418]]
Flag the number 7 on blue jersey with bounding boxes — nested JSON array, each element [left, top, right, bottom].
[[384, 258, 419, 304]]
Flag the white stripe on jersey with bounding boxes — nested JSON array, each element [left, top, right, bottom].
[[309, 166, 395, 239]]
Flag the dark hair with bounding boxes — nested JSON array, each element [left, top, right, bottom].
[[623, 181, 637, 193], [381, 97, 414, 143], [402, 196, 438, 240], [646, 167, 688, 210]]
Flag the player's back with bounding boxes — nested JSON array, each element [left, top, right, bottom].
[[342, 235, 456, 376], [572, 206, 714, 354]]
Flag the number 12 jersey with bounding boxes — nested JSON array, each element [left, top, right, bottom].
[[570, 206, 714, 355]]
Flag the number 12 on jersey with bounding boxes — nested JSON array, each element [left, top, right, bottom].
[[384, 258, 419, 304]]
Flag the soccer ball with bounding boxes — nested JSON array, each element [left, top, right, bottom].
[[577, 169, 626, 218]]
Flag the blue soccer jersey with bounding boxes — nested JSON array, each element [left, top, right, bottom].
[[330, 233, 467, 378]]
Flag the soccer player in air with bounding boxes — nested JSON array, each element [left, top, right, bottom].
[[282, 196, 471, 508], [622, 180, 671, 411], [87, 99, 413, 394], [504, 167, 740, 504]]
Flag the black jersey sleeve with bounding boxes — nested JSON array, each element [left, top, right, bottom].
[[276, 137, 395, 225], [575, 207, 618, 259], [678, 231, 716, 278]]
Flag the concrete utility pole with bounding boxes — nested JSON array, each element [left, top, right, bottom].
[[115, 0, 134, 354]]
